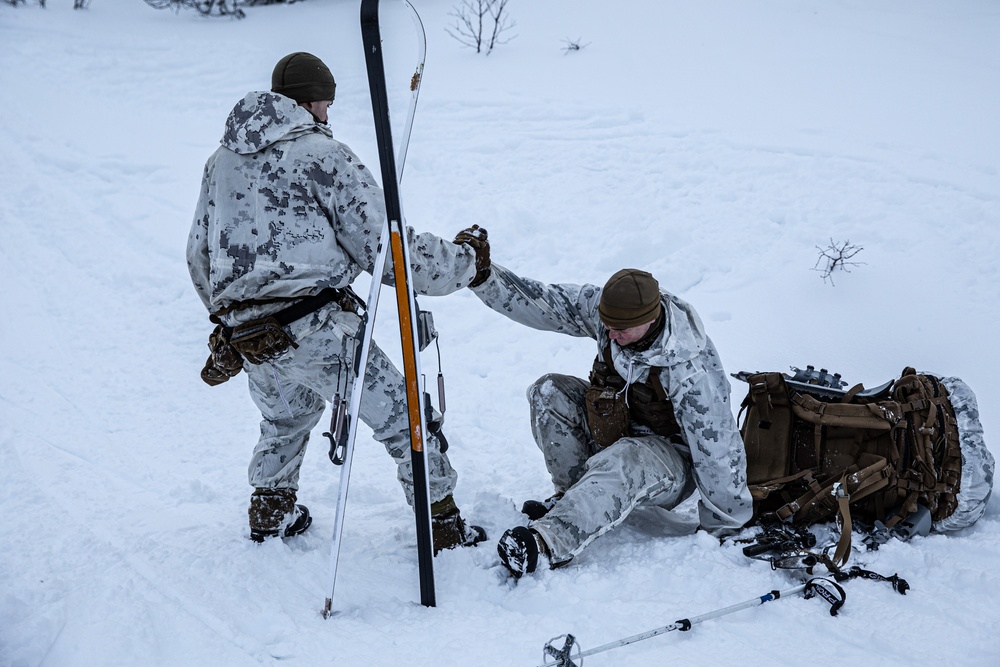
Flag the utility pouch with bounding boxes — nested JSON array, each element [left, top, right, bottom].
[[229, 317, 299, 365], [586, 384, 631, 448], [201, 323, 245, 386]]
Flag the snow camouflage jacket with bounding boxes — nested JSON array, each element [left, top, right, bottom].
[[473, 264, 754, 535], [187, 92, 477, 323]]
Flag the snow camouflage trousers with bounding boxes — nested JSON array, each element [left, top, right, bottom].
[[244, 304, 458, 505], [527, 373, 698, 564]]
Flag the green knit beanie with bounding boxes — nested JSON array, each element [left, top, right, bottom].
[[271, 52, 336, 104], [598, 269, 663, 329]]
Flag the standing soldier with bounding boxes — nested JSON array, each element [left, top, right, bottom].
[[187, 53, 491, 549]]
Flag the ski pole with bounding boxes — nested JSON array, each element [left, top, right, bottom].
[[538, 578, 844, 667], [323, 225, 390, 619]]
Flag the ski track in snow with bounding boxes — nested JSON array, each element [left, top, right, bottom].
[[2, 1, 999, 665]]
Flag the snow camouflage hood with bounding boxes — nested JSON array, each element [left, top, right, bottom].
[[604, 292, 710, 384], [221, 91, 329, 155]]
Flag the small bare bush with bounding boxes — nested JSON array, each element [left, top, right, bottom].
[[813, 238, 865, 285], [446, 0, 516, 55], [561, 37, 589, 54]]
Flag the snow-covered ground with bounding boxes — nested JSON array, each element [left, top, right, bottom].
[[2, 1, 998, 665]]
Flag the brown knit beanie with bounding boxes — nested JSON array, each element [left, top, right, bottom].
[[271, 52, 336, 104], [598, 269, 663, 329]]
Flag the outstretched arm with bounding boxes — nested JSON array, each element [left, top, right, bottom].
[[329, 145, 477, 297], [470, 263, 602, 340]]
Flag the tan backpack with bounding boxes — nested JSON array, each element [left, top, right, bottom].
[[735, 366, 963, 565]]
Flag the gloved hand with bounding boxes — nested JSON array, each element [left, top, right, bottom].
[[453, 224, 491, 287]]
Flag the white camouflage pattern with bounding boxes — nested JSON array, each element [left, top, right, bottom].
[[473, 264, 753, 562], [243, 304, 456, 504], [933, 375, 994, 532], [187, 91, 477, 320], [186, 92, 476, 503]]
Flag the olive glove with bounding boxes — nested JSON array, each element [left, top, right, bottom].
[[453, 224, 491, 287]]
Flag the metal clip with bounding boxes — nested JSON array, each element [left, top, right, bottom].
[[325, 395, 350, 465]]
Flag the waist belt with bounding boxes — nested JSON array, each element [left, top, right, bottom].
[[271, 288, 354, 326], [213, 287, 360, 327]]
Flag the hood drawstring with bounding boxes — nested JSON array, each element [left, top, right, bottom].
[[616, 358, 636, 407]]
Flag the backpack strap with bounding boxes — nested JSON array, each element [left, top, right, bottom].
[[790, 393, 895, 430], [889, 368, 963, 524], [748, 373, 788, 429], [771, 454, 893, 567], [774, 454, 892, 523], [647, 366, 668, 402], [841, 383, 866, 403], [831, 479, 853, 568], [749, 469, 814, 502]]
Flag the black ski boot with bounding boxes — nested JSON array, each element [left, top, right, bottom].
[[431, 495, 487, 554], [498, 526, 547, 578], [249, 488, 313, 542]]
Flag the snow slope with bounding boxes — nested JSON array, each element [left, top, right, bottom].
[[1, 1, 998, 665]]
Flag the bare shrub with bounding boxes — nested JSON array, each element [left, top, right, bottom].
[[446, 0, 516, 55], [813, 238, 865, 285], [561, 37, 589, 54]]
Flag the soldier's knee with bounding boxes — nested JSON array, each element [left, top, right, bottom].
[[527, 373, 565, 407], [527, 373, 580, 405]]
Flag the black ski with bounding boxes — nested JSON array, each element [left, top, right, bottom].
[[360, 0, 436, 608]]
